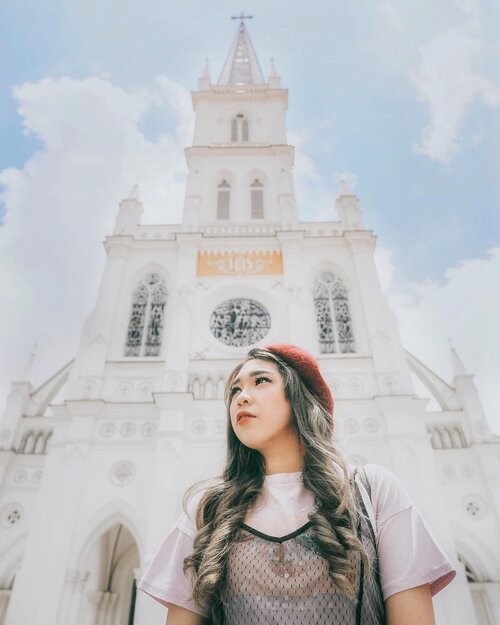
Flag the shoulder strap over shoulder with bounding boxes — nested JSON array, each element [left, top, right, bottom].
[[359, 464, 372, 500]]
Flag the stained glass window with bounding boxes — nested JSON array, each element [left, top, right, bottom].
[[313, 272, 355, 354], [125, 273, 167, 357], [210, 298, 271, 347]]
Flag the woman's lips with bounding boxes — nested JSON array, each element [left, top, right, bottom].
[[236, 411, 256, 424], [238, 415, 255, 424]]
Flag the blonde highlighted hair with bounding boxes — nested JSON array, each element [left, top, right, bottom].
[[183, 347, 369, 623]]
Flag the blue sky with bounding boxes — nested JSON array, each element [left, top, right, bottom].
[[1, 0, 499, 431]]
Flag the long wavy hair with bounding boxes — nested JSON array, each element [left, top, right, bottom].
[[183, 347, 369, 622]]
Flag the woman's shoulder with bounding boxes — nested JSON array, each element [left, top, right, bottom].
[[178, 477, 222, 535], [351, 463, 413, 522]]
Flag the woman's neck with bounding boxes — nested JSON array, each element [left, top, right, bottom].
[[262, 438, 304, 475]]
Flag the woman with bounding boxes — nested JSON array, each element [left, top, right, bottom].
[[139, 344, 456, 624]]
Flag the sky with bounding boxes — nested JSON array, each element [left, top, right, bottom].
[[0, 0, 499, 432]]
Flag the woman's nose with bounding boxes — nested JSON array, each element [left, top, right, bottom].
[[237, 388, 252, 404]]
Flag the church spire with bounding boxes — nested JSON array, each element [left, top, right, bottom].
[[218, 15, 265, 86]]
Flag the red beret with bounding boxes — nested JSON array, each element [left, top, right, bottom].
[[264, 343, 334, 419]]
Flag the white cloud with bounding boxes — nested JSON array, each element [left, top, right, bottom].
[[379, 0, 405, 33], [382, 247, 500, 434], [412, 25, 500, 163], [0, 75, 193, 410], [370, 1, 500, 163]]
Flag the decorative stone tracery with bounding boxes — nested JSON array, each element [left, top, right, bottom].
[[313, 271, 355, 353], [125, 273, 167, 357], [210, 298, 271, 346]]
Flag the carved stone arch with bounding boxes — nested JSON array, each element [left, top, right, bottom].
[[430, 428, 443, 449], [0, 533, 26, 589], [74, 509, 142, 625], [192, 377, 201, 399], [73, 504, 144, 572], [125, 268, 169, 358], [128, 264, 169, 291], [44, 429, 53, 452], [33, 431, 45, 454], [442, 428, 453, 449], [453, 530, 496, 583], [309, 262, 354, 292], [310, 264, 355, 354], [23, 431, 36, 454]]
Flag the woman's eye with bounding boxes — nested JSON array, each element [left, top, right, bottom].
[[230, 387, 240, 397], [255, 376, 270, 385]]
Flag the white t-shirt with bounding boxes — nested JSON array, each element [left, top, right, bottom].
[[138, 464, 456, 618]]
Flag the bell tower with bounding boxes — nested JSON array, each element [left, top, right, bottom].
[[182, 17, 297, 229]]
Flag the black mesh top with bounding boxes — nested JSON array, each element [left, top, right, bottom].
[[219, 486, 384, 625]]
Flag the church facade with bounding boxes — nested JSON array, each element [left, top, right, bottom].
[[1, 21, 499, 625]]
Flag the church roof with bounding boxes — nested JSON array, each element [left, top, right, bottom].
[[218, 20, 265, 86]]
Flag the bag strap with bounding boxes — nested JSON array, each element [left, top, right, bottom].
[[352, 465, 376, 547]]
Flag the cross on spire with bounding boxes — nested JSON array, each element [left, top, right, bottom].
[[231, 12, 253, 25]]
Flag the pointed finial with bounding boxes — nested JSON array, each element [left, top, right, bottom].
[[201, 58, 210, 78], [21, 343, 37, 382], [268, 57, 281, 87], [338, 178, 353, 196], [449, 341, 468, 376], [127, 184, 140, 200]]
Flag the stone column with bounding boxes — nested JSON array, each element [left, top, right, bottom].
[[277, 231, 307, 344], [132, 393, 192, 625], [5, 401, 102, 625], [56, 569, 89, 625]]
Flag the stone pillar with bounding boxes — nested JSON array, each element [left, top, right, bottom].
[[132, 393, 192, 625], [5, 402, 101, 625], [66, 240, 130, 399], [166, 234, 200, 376], [345, 231, 413, 394], [88, 591, 118, 625], [56, 569, 89, 625], [277, 231, 306, 344]]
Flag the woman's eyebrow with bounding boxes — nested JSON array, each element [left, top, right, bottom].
[[232, 369, 275, 386]]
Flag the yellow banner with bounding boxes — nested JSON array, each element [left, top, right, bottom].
[[197, 251, 283, 276]]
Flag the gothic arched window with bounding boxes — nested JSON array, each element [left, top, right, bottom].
[[313, 271, 355, 354], [125, 273, 167, 357], [217, 179, 231, 220], [250, 178, 264, 219], [231, 114, 249, 142]]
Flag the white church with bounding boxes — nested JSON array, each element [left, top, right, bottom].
[[1, 19, 499, 625]]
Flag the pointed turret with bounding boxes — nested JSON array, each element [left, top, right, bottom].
[[449, 343, 492, 441], [450, 343, 468, 376], [268, 58, 281, 88], [335, 177, 365, 230], [218, 20, 265, 85], [20, 344, 37, 383], [198, 59, 211, 90], [113, 184, 144, 235], [338, 178, 354, 196]]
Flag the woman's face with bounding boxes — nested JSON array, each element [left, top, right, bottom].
[[229, 358, 297, 451]]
